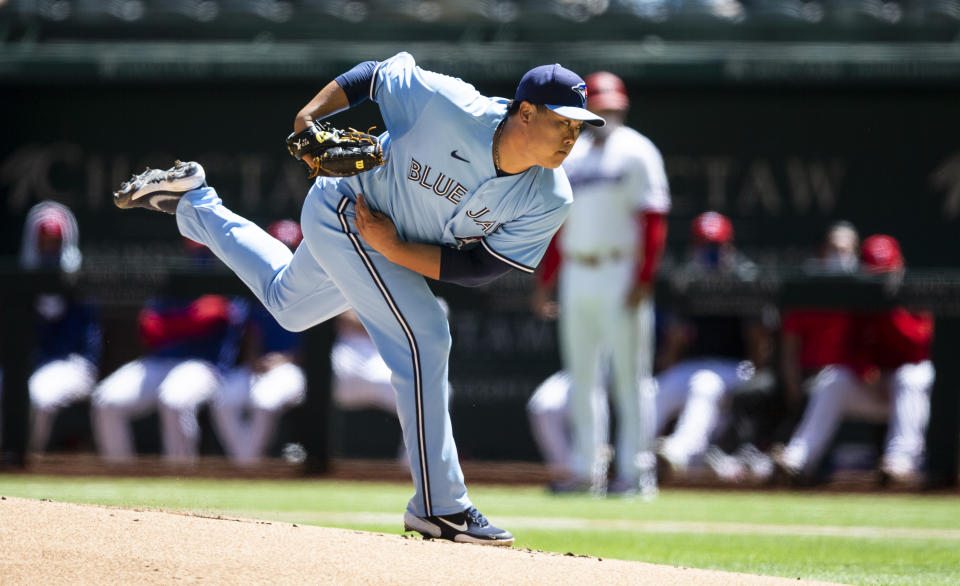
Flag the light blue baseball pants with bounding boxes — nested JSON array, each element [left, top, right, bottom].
[[176, 184, 470, 517]]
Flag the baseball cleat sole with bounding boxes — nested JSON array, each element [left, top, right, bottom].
[[113, 160, 206, 214]]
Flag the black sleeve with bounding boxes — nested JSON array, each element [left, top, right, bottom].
[[438, 244, 514, 287]]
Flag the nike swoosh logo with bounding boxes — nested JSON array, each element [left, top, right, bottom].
[[145, 193, 183, 213], [437, 517, 468, 532], [450, 150, 470, 163]]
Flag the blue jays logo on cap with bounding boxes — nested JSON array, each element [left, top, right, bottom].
[[514, 64, 605, 127], [572, 82, 587, 102]]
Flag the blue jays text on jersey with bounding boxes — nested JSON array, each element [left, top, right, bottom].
[[336, 51, 573, 273]]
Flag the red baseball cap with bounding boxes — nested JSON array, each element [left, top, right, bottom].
[[691, 212, 734, 245], [585, 71, 629, 112], [861, 234, 904, 273]]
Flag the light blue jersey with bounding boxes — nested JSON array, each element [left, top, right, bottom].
[[176, 52, 573, 521], [333, 52, 572, 272]]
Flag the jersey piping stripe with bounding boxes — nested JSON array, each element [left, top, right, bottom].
[[369, 61, 386, 103], [480, 239, 534, 273], [336, 196, 432, 516]]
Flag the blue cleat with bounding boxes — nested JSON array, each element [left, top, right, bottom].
[[403, 507, 514, 546]]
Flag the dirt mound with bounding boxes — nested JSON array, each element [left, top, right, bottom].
[[0, 496, 838, 585]]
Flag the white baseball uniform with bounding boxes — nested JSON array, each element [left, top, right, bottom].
[[19, 202, 101, 454], [92, 295, 243, 463], [28, 353, 98, 452], [331, 329, 398, 414], [779, 309, 935, 478], [210, 302, 306, 464], [212, 361, 305, 464], [92, 357, 223, 462], [779, 362, 934, 476], [553, 124, 670, 487], [656, 357, 753, 469]]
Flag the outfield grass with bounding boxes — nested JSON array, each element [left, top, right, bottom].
[[1, 475, 958, 585]]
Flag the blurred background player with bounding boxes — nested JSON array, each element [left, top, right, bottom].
[[19, 201, 84, 274], [332, 298, 453, 464], [801, 220, 860, 276], [331, 308, 397, 416], [704, 220, 862, 483], [655, 211, 772, 480], [530, 71, 670, 496], [17, 201, 102, 454], [780, 221, 860, 426], [330, 308, 407, 463], [774, 235, 935, 486], [91, 239, 244, 463], [526, 369, 610, 492], [210, 220, 306, 465]]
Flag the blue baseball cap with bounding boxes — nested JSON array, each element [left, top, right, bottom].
[[515, 64, 606, 127]]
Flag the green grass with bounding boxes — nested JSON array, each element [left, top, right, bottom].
[[2, 475, 959, 585]]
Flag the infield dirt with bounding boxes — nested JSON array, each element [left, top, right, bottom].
[[0, 495, 845, 585]]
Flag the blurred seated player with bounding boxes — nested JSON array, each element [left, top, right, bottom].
[[91, 239, 244, 463], [332, 300, 452, 463], [705, 221, 861, 483], [774, 235, 934, 485], [780, 221, 860, 416], [17, 201, 102, 454], [330, 308, 406, 462], [210, 221, 306, 464], [525, 369, 620, 494], [529, 212, 772, 486], [654, 212, 772, 479], [331, 308, 398, 416]]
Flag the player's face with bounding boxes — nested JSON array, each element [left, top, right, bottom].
[[589, 109, 625, 140], [523, 105, 584, 168]]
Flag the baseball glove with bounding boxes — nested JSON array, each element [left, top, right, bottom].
[[286, 120, 384, 178]]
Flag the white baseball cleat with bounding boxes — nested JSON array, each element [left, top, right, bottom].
[[113, 160, 206, 214]]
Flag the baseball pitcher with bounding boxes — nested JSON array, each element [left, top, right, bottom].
[[111, 52, 605, 545]]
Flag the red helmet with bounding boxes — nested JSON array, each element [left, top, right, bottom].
[[691, 212, 733, 245], [861, 234, 904, 273], [585, 71, 629, 112], [268, 219, 303, 251]]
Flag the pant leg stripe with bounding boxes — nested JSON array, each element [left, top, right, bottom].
[[337, 196, 432, 516]]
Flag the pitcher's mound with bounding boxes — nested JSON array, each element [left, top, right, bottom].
[[0, 496, 837, 585]]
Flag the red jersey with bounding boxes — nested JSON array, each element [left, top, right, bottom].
[[781, 309, 854, 371], [853, 308, 933, 371], [139, 294, 232, 350]]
